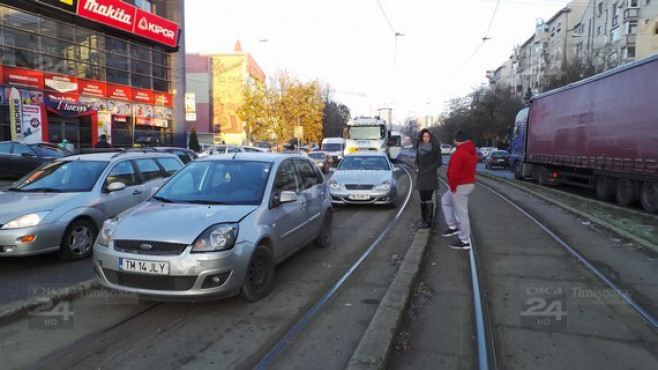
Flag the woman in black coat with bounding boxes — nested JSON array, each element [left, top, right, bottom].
[[415, 129, 442, 228]]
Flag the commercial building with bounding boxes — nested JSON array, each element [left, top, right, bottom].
[[186, 41, 265, 146], [0, 0, 186, 149]]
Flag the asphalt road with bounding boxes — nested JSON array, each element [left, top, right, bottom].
[[0, 170, 415, 369]]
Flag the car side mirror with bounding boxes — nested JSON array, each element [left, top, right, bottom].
[[21, 152, 35, 157], [279, 191, 298, 204], [107, 182, 126, 192]]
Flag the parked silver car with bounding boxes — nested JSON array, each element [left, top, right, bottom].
[[93, 153, 333, 301], [0, 152, 184, 260], [329, 153, 399, 207], [197, 145, 269, 157]]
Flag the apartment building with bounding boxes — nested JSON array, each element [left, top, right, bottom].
[[575, 0, 658, 68], [490, 0, 658, 96]]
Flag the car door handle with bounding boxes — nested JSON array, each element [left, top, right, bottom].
[[132, 189, 142, 195]]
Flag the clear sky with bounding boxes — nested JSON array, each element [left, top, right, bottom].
[[185, 0, 573, 123]]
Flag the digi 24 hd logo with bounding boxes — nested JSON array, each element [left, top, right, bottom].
[[520, 284, 567, 329]]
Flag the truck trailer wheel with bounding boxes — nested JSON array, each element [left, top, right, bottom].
[[536, 166, 549, 186], [595, 176, 616, 201], [640, 181, 658, 213], [514, 163, 524, 180], [615, 178, 638, 207]]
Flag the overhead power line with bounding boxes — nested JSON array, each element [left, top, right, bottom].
[[375, 0, 397, 35]]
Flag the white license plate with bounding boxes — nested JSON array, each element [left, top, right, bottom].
[[349, 194, 370, 200], [119, 258, 170, 275]]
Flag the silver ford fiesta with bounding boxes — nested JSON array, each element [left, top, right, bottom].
[[93, 153, 333, 301]]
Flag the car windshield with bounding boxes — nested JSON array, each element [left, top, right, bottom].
[[154, 160, 272, 205], [322, 143, 342, 151], [10, 161, 107, 192], [338, 156, 390, 171], [348, 126, 386, 140], [309, 153, 325, 159], [29, 144, 69, 157]]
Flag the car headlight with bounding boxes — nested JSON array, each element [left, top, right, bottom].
[[329, 180, 342, 190], [192, 223, 239, 253], [375, 181, 391, 191], [1, 212, 50, 230], [97, 218, 118, 247]]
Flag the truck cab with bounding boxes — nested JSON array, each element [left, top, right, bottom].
[[509, 107, 529, 179]]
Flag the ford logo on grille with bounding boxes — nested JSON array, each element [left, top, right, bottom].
[[139, 244, 153, 250], [356, 185, 363, 190]]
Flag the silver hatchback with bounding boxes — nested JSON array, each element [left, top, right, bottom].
[[0, 152, 184, 260], [93, 153, 333, 301]]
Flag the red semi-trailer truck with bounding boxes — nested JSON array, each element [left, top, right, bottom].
[[509, 54, 658, 213]]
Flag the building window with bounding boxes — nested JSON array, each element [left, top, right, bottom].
[[0, 5, 172, 93], [624, 46, 636, 58], [626, 21, 637, 34], [135, 0, 156, 13], [647, 0, 652, 6], [611, 27, 621, 42], [597, 25, 602, 35], [598, 2, 603, 16], [628, 0, 639, 7]]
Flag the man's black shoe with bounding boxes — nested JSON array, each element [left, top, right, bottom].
[[449, 240, 471, 250], [441, 228, 459, 237]]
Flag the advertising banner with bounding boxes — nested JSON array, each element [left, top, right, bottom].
[[76, 0, 136, 33], [3, 67, 44, 89], [21, 90, 44, 105], [21, 105, 42, 144], [97, 111, 112, 144], [108, 100, 131, 115], [134, 104, 154, 118], [134, 9, 179, 48], [155, 105, 173, 120], [45, 92, 78, 105], [75, 0, 179, 48], [9, 88, 23, 141], [38, 0, 78, 13], [78, 79, 106, 97], [79, 96, 108, 111], [155, 93, 173, 107], [132, 89, 154, 104], [44, 73, 78, 93], [211, 55, 245, 134], [135, 117, 153, 126], [106, 84, 132, 101], [153, 118, 168, 128]]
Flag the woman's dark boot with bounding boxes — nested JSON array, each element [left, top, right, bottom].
[[417, 202, 428, 227], [419, 203, 431, 229], [426, 202, 435, 226]]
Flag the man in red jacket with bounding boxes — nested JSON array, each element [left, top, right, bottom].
[[441, 130, 478, 249]]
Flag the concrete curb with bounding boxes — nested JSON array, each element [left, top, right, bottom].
[[0, 279, 100, 322], [476, 172, 658, 253], [347, 228, 431, 369]]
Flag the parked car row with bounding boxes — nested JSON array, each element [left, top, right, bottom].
[[2, 142, 402, 302]]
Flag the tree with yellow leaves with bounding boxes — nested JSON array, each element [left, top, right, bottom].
[[238, 71, 324, 150]]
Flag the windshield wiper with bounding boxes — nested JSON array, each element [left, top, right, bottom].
[[6, 187, 25, 192], [21, 187, 64, 193], [183, 200, 232, 205], [153, 195, 177, 203]]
